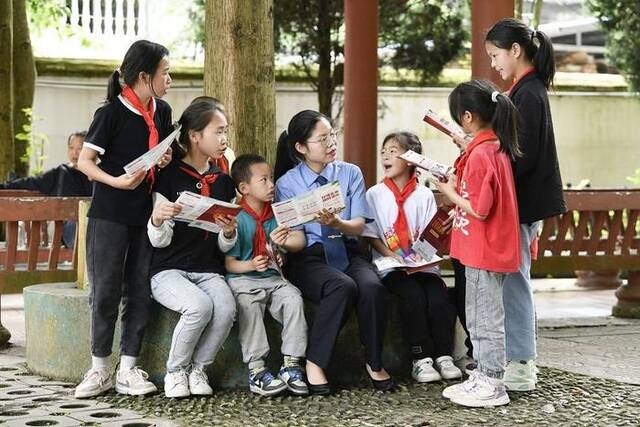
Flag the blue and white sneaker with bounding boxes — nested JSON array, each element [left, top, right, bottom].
[[278, 357, 309, 396], [249, 368, 287, 397]]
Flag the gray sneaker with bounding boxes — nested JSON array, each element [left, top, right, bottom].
[[74, 369, 114, 398], [115, 367, 157, 396]]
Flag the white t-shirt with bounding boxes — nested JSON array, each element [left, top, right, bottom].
[[364, 182, 439, 275]]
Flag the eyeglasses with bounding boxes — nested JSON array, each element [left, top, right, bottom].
[[307, 131, 339, 147]]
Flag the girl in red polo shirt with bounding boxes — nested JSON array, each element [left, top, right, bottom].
[[433, 79, 521, 408]]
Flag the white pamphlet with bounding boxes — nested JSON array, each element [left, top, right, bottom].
[[123, 126, 181, 176], [272, 182, 346, 228]]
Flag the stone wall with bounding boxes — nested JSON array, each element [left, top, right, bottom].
[[32, 76, 640, 188]]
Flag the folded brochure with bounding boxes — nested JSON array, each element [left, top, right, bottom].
[[373, 253, 443, 275], [272, 181, 346, 228], [173, 191, 242, 233], [399, 150, 452, 180], [414, 206, 451, 255], [124, 126, 181, 176], [423, 109, 467, 140]]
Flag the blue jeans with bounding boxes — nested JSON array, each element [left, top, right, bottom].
[[465, 267, 506, 379], [503, 221, 541, 361], [151, 270, 237, 372]]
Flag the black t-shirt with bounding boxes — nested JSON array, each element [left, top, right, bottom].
[[0, 164, 93, 196], [150, 160, 237, 277], [84, 96, 173, 226]]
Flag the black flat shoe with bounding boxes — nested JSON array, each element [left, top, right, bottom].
[[307, 382, 331, 396], [370, 376, 396, 392]]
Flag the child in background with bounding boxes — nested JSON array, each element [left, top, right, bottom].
[[225, 154, 308, 397], [363, 132, 461, 384]]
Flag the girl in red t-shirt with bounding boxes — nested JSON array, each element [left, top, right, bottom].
[[433, 79, 521, 408]]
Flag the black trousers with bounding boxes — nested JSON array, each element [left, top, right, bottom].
[[87, 217, 153, 357], [383, 270, 455, 360], [286, 243, 389, 371], [451, 258, 473, 358]]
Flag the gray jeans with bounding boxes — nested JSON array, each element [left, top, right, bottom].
[[504, 221, 541, 361], [227, 275, 307, 368], [465, 266, 506, 379], [150, 270, 236, 373]]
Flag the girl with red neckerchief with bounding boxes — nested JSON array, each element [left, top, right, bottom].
[[435, 79, 522, 408], [362, 132, 462, 385], [146, 99, 239, 399], [76, 40, 174, 399], [484, 18, 566, 393]]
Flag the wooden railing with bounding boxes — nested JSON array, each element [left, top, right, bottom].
[[0, 196, 90, 294]]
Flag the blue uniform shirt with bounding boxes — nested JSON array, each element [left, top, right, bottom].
[[274, 161, 371, 247]]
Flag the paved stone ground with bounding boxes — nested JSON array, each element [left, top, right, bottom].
[[92, 366, 640, 426], [2, 284, 639, 426]]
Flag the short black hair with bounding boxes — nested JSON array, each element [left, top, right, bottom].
[[230, 154, 269, 190]]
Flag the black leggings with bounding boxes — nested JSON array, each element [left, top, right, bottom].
[[383, 270, 456, 360], [286, 243, 389, 371], [451, 258, 473, 358]]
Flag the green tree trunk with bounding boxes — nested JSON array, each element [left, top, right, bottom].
[[204, 0, 276, 164], [0, 0, 15, 182], [12, 0, 36, 177]]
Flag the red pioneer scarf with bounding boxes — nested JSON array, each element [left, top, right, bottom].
[[239, 198, 274, 257], [121, 85, 159, 188], [383, 174, 418, 253]]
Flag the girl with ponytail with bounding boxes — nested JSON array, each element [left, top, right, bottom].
[[433, 79, 521, 408], [75, 40, 174, 399], [485, 18, 566, 392]]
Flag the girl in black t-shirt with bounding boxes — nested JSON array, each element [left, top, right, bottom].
[[75, 40, 174, 399], [147, 98, 238, 398]]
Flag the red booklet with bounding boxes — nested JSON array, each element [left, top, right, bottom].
[[197, 204, 243, 223], [419, 207, 451, 254]]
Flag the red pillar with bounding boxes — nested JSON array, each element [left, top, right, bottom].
[[471, 0, 515, 90], [343, 0, 378, 188]]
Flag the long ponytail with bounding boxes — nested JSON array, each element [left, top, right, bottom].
[[485, 18, 556, 89], [273, 110, 329, 182], [106, 70, 122, 104], [449, 79, 521, 160], [492, 91, 521, 159], [274, 131, 296, 183]]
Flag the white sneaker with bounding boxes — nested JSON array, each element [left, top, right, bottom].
[[115, 367, 157, 396], [449, 372, 510, 408], [442, 370, 478, 399], [504, 360, 537, 391], [412, 357, 442, 383], [189, 367, 213, 395], [164, 370, 190, 398], [435, 355, 463, 380], [74, 369, 114, 398]]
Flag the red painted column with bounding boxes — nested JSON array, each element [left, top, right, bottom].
[[471, 0, 515, 90], [343, 0, 378, 188]]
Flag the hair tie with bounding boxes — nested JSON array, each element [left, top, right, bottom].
[[491, 91, 500, 103]]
